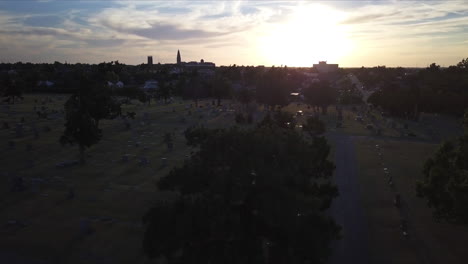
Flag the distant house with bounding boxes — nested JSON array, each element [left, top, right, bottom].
[[313, 61, 339, 73], [37, 80, 54, 87], [143, 79, 158, 90], [107, 81, 124, 88]]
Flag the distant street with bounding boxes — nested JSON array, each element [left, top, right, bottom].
[[348, 74, 374, 103], [327, 133, 370, 264]]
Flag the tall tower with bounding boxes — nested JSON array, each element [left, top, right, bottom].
[[147, 56, 153, 65], [177, 50, 181, 64]]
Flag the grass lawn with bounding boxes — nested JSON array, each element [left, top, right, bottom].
[[0, 94, 249, 263], [1, 94, 465, 264], [354, 137, 468, 264]]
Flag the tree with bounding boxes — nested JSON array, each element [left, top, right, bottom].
[[303, 116, 326, 136], [417, 109, 468, 223], [157, 80, 172, 104], [211, 74, 232, 106], [60, 76, 121, 164], [0, 74, 23, 104], [60, 94, 102, 165], [303, 80, 337, 115], [143, 120, 340, 263], [256, 67, 290, 110]]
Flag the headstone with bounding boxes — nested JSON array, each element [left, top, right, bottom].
[[33, 129, 39, 139], [67, 187, 75, 200], [11, 176, 24, 192], [394, 194, 401, 208], [15, 123, 24, 137], [161, 157, 167, 168], [167, 142, 173, 151], [139, 157, 149, 166], [25, 159, 34, 169], [79, 219, 93, 235]]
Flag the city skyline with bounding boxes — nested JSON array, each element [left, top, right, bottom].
[[0, 1, 467, 67]]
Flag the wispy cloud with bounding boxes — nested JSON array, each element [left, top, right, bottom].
[[0, 1, 466, 66]]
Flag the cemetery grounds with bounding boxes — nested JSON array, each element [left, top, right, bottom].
[[1, 94, 468, 263]]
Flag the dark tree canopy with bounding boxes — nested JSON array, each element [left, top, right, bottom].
[[417, 110, 468, 223], [303, 116, 326, 136], [143, 122, 340, 263], [303, 80, 337, 114], [60, 75, 121, 164], [256, 67, 290, 109]]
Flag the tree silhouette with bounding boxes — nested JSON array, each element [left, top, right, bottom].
[[417, 110, 468, 223], [256, 67, 289, 110], [303, 80, 336, 115], [143, 121, 340, 263], [303, 116, 326, 137], [60, 75, 121, 164]]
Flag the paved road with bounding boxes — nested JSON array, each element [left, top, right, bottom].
[[327, 133, 370, 264]]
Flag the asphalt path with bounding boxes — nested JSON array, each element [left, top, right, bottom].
[[327, 133, 370, 264]]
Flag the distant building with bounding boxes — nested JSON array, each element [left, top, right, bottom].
[[177, 50, 181, 65], [147, 56, 153, 65], [313, 61, 339, 73], [185, 59, 215, 69]]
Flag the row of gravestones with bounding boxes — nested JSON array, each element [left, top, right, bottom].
[[120, 154, 168, 168], [375, 144, 407, 238]]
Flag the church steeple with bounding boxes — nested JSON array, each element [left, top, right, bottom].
[[177, 50, 181, 64]]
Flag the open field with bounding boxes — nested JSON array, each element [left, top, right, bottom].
[[0, 94, 272, 263], [354, 137, 468, 264], [1, 94, 466, 264]]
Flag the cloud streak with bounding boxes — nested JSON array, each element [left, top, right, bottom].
[[0, 1, 467, 66]]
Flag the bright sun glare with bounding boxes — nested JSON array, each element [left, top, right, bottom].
[[259, 4, 353, 67]]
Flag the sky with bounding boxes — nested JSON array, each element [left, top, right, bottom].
[[0, 1, 467, 67]]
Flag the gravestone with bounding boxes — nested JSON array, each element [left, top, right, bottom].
[[79, 219, 93, 235], [31, 178, 41, 193], [67, 187, 75, 200], [394, 194, 401, 208], [139, 157, 149, 166], [11, 176, 24, 192], [33, 129, 39, 139], [15, 124, 24, 137], [161, 157, 167, 168], [25, 159, 34, 169]]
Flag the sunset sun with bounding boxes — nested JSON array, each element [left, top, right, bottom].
[[259, 4, 352, 67]]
